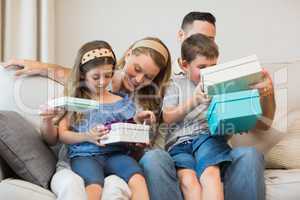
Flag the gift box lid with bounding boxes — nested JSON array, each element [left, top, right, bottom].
[[48, 96, 99, 112], [200, 55, 263, 96]]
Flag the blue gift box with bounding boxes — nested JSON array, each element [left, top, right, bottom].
[[206, 89, 262, 136]]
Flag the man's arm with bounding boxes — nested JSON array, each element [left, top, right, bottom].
[[47, 63, 71, 85], [252, 69, 276, 131], [3, 59, 71, 85], [255, 88, 276, 130]]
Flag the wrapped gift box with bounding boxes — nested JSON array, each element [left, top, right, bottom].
[[201, 55, 263, 96], [48, 96, 99, 112], [100, 123, 150, 145], [206, 89, 262, 136]]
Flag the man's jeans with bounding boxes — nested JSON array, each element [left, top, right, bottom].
[[139, 147, 265, 200]]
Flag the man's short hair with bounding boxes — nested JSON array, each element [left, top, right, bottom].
[[181, 11, 216, 30]]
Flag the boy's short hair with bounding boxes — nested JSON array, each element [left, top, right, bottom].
[[181, 33, 219, 63], [181, 11, 216, 31]]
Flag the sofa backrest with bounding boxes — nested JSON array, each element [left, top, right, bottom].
[[1, 62, 299, 153], [0, 66, 64, 129]]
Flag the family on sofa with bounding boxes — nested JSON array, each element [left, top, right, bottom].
[[3, 12, 275, 200]]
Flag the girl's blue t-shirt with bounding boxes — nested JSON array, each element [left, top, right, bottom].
[[68, 94, 136, 158]]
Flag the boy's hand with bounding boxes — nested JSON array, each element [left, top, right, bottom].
[[134, 110, 156, 125], [86, 125, 109, 146], [194, 82, 209, 104], [3, 59, 48, 77]]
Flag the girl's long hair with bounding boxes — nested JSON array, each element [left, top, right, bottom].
[[65, 40, 116, 125]]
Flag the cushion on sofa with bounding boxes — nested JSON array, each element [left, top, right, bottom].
[[0, 179, 56, 200], [265, 169, 300, 200], [266, 117, 300, 169], [0, 111, 57, 188]]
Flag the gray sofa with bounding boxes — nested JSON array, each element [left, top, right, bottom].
[[1, 61, 300, 200]]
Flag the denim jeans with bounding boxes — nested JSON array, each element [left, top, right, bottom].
[[224, 147, 265, 200], [139, 147, 265, 200], [139, 149, 184, 200]]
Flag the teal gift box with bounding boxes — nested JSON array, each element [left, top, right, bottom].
[[206, 89, 262, 136]]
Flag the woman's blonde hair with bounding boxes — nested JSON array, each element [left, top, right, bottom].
[[64, 40, 116, 125]]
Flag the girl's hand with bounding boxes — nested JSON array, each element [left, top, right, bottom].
[[86, 124, 109, 146], [39, 104, 66, 124], [3, 59, 48, 77], [250, 68, 274, 97], [134, 111, 156, 125]]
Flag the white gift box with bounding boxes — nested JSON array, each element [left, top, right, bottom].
[[201, 55, 263, 96], [100, 123, 150, 145], [48, 97, 99, 112]]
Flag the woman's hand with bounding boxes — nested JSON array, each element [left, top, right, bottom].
[[250, 68, 274, 97], [86, 125, 109, 146], [134, 110, 156, 125], [3, 59, 49, 77]]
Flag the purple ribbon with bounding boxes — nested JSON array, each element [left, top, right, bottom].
[[104, 118, 135, 130]]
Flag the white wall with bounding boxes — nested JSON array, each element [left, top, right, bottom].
[[54, 0, 300, 67]]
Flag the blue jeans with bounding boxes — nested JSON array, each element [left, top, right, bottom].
[[71, 153, 143, 186], [169, 135, 232, 177], [139, 147, 265, 200]]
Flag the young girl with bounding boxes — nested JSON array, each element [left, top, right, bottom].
[[58, 40, 151, 200], [163, 33, 233, 200]]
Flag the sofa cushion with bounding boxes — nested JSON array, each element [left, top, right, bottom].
[[266, 117, 300, 169], [0, 179, 56, 200], [0, 111, 57, 188], [265, 169, 300, 200]]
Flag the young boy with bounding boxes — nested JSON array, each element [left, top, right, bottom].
[[162, 33, 233, 200]]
